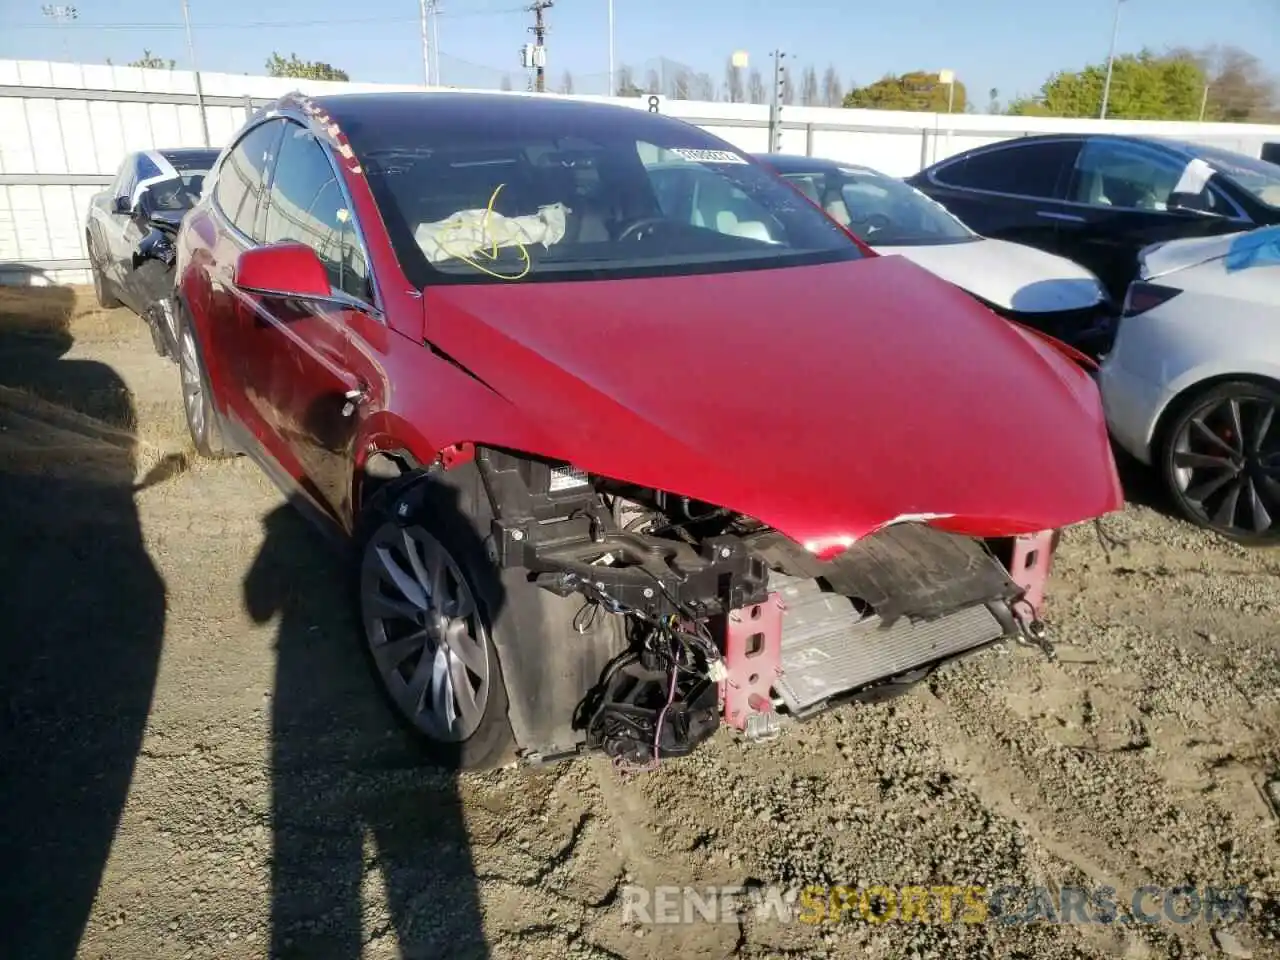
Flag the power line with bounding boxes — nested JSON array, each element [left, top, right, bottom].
[[3, 8, 525, 31]]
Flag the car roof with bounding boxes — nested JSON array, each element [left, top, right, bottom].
[[753, 153, 882, 176], [304, 90, 687, 143], [157, 147, 220, 160], [937, 131, 1212, 163]]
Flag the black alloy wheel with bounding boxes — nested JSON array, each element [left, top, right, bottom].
[[1162, 381, 1280, 544]]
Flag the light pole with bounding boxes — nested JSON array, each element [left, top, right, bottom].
[[607, 0, 615, 97], [432, 0, 441, 85], [939, 68, 956, 113], [179, 0, 211, 147], [419, 0, 442, 86], [40, 4, 77, 62], [1099, 0, 1126, 120], [419, 0, 431, 85]]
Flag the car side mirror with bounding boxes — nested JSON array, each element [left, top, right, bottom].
[[1168, 191, 1218, 217], [113, 195, 132, 215], [234, 243, 332, 300]]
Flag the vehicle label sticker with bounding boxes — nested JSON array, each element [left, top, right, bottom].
[[668, 148, 748, 164], [1172, 157, 1214, 196]]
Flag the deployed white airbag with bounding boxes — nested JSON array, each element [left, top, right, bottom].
[[414, 203, 569, 264]]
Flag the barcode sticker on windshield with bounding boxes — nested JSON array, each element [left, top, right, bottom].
[[669, 148, 748, 164]]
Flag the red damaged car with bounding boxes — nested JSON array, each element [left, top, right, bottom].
[[174, 91, 1123, 770]]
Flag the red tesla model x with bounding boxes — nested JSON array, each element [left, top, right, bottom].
[[173, 91, 1122, 770]]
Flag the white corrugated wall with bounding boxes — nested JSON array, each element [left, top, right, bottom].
[[3, 57, 1280, 285]]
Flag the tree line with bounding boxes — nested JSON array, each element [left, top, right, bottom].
[[109, 43, 1277, 124], [1006, 46, 1277, 123], [587, 44, 1277, 124], [106, 51, 350, 82]]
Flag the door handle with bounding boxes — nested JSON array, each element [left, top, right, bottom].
[[1036, 210, 1086, 223], [341, 380, 369, 418]]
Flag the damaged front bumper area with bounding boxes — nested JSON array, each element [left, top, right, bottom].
[[985, 299, 1119, 360], [473, 449, 1065, 768]]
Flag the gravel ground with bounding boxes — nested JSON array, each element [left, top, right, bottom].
[[1, 288, 1278, 960]]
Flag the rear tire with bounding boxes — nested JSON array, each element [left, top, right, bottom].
[[176, 304, 233, 459], [87, 235, 121, 309], [356, 474, 516, 771]]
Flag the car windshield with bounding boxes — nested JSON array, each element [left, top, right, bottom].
[[779, 165, 976, 246], [1190, 144, 1280, 208], [340, 105, 861, 286], [144, 151, 218, 210]]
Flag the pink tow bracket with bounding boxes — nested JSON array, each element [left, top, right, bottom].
[[721, 592, 785, 738], [1008, 529, 1061, 659]]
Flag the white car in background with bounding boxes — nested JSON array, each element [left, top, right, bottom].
[[1099, 225, 1280, 543], [754, 153, 1115, 354]]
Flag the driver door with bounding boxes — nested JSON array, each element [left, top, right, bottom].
[[252, 120, 378, 523], [99, 156, 139, 291]]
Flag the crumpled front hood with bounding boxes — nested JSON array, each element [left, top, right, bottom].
[[1139, 225, 1280, 280], [877, 238, 1106, 313], [424, 255, 1122, 547]]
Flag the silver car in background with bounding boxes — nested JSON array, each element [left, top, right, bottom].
[[1099, 225, 1280, 543]]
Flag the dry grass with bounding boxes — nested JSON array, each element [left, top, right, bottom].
[[0, 284, 141, 342], [0, 284, 195, 488]]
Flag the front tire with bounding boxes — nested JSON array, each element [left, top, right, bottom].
[[357, 476, 515, 771], [1160, 379, 1280, 545]]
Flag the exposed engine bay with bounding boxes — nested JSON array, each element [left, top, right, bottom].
[[464, 447, 1060, 768]]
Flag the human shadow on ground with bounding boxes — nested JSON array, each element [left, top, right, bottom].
[[0, 285, 167, 959], [245, 496, 492, 960]]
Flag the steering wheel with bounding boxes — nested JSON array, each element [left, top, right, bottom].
[[617, 217, 672, 242], [861, 212, 892, 235], [155, 184, 185, 208]]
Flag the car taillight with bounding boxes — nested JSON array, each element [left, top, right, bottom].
[[1122, 281, 1181, 317]]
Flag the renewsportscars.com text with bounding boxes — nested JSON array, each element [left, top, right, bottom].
[[620, 884, 1252, 926]]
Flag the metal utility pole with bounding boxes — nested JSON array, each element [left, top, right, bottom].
[[1099, 0, 1126, 120], [1199, 82, 1210, 121], [427, 0, 437, 85], [769, 50, 787, 152], [40, 4, 77, 62], [179, 0, 211, 147], [419, 0, 443, 86], [432, 0, 442, 85], [607, 0, 615, 97], [528, 0, 553, 93]]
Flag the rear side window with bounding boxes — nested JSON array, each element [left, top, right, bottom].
[[1067, 140, 1219, 213], [781, 173, 825, 205], [214, 119, 285, 241], [262, 122, 371, 302], [933, 140, 1082, 200]]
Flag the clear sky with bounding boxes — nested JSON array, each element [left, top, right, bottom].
[[2, 0, 1278, 104]]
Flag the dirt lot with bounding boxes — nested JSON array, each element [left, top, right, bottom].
[[1, 286, 1278, 960]]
